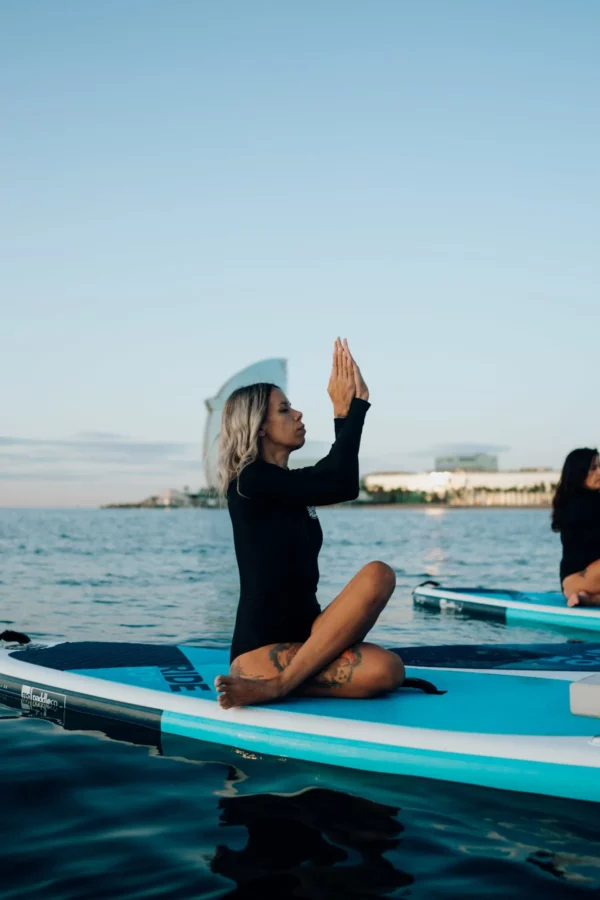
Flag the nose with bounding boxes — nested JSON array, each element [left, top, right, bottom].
[[294, 409, 303, 421]]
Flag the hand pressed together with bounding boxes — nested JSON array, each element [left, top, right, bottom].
[[326, 336, 370, 417], [327, 337, 356, 417], [343, 338, 369, 403]]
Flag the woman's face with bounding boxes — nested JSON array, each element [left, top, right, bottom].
[[261, 388, 306, 451], [584, 455, 600, 490]]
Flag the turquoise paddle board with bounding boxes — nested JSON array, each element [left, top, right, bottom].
[[1, 641, 600, 802], [413, 583, 600, 632]]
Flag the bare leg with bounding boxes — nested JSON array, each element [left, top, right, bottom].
[[563, 560, 600, 607], [309, 563, 393, 641], [226, 641, 404, 701], [216, 561, 398, 708]]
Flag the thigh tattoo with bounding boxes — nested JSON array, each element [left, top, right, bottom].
[[266, 643, 363, 689], [268, 642, 302, 673], [314, 646, 363, 689], [230, 658, 266, 679]]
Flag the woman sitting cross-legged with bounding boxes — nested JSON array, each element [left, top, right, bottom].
[[214, 338, 404, 709]]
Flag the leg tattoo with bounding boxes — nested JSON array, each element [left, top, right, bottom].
[[313, 646, 363, 689], [230, 658, 265, 680], [268, 642, 301, 673]]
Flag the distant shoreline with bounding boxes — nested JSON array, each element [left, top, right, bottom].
[[350, 503, 551, 511], [101, 502, 552, 511]]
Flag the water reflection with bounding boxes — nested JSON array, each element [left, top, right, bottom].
[[164, 736, 600, 897], [211, 789, 411, 899], [2, 700, 600, 899]]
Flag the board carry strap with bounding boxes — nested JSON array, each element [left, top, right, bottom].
[[0, 630, 31, 644], [402, 677, 447, 695]]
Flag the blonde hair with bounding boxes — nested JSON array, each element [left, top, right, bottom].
[[218, 383, 277, 492]]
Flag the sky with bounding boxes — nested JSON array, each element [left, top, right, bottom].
[[1, 0, 599, 507]]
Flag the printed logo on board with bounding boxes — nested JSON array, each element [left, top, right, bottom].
[[306, 506, 318, 520], [543, 653, 600, 669], [159, 663, 211, 693], [21, 685, 66, 724]]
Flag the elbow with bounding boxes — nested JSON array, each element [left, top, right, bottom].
[[336, 478, 360, 503]]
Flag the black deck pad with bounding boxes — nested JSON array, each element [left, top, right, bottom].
[[10, 641, 189, 671], [394, 642, 600, 670]]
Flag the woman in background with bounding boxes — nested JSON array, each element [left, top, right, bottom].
[[552, 448, 600, 607]]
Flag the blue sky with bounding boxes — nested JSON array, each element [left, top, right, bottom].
[[1, 1, 599, 506]]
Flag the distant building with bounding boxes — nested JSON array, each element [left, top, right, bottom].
[[203, 358, 287, 490], [156, 488, 192, 507], [365, 470, 560, 493], [363, 469, 560, 506], [103, 487, 219, 509], [434, 453, 498, 472]]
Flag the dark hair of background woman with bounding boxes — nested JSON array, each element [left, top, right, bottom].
[[551, 447, 599, 532]]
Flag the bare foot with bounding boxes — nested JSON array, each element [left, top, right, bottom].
[[214, 674, 285, 709], [567, 592, 589, 607]]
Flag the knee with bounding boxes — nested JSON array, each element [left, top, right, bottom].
[[363, 561, 396, 599], [363, 651, 405, 697], [381, 652, 405, 692]]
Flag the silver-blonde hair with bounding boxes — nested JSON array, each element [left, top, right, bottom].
[[218, 383, 277, 493]]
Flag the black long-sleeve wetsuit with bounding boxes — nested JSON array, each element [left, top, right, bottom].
[[559, 489, 600, 583], [227, 398, 370, 661]]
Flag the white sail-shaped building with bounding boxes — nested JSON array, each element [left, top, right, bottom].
[[203, 358, 288, 489]]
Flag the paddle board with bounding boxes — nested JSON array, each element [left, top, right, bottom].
[[1, 641, 600, 802], [398, 641, 600, 678], [413, 583, 600, 631]]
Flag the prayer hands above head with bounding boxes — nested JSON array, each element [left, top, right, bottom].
[[342, 338, 369, 403], [327, 337, 355, 417]]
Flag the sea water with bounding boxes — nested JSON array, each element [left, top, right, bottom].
[[1, 507, 598, 899]]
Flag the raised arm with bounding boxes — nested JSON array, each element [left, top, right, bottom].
[[238, 339, 370, 506], [334, 337, 369, 438], [239, 397, 370, 506]]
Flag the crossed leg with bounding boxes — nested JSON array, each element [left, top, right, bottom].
[[563, 559, 600, 607], [216, 561, 404, 708]]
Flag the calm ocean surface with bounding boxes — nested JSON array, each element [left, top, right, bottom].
[[1, 507, 599, 899]]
